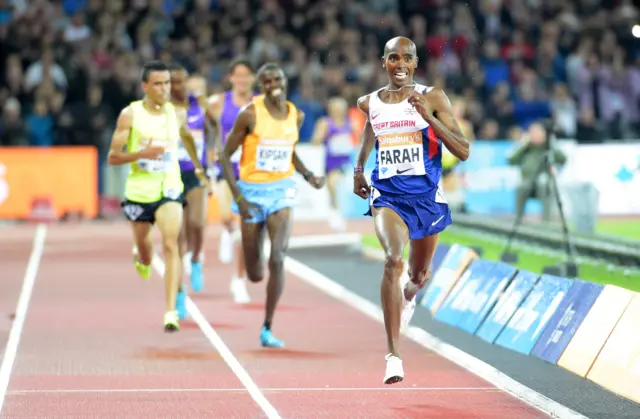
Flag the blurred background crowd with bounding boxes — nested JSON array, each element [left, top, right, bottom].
[[0, 0, 639, 196]]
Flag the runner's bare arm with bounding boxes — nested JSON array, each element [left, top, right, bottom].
[[197, 94, 220, 167], [421, 88, 470, 161], [310, 117, 328, 145], [107, 107, 143, 165], [292, 110, 313, 178], [355, 95, 376, 169], [176, 107, 205, 172], [220, 104, 253, 201]]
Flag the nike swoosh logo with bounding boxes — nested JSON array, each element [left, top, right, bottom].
[[431, 215, 445, 226], [397, 168, 412, 174]]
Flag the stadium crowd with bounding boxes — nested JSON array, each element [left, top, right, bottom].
[[1, 0, 639, 154]]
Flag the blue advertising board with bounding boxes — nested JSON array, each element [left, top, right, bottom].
[[530, 280, 604, 364], [495, 274, 573, 355], [457, 262, 518, 334], [455, 141, 524, 215], [416, 243, 451, 303], [434, 259, 497, 327], [476, 270, 539, 343], [420, 244, 476, 314]]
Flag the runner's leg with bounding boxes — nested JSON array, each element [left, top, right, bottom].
[[404, 234, 439, 301], [327, 169, 346, 231], [259, 207, 293, 347], [185, 184, 207, 292], [222, 180, 250, 302], [131, 221, 154, 280], [176, 210, 189, 319], [372, 206, 409, 384], [218, 179, 235, 264], [155, 201, 184, 331]]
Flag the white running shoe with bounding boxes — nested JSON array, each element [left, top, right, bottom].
[[399, 268, 417, 332], [182, 251, 193, 276], [218, 229, 233, 264], [328, 209, 347, 232], [384, 353, 404, 384], [230, 277, 251, 304], [230, 229, 242, 243]]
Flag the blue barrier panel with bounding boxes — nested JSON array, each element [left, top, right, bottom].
[[457, 262, 518, 334], [416, 243, 451, 303], [495, 274, 573, 355], [530, 280, 604, 364], [434, 259, 496, 327], [420, 244, 477, 314], [476, 270, 539, 343]]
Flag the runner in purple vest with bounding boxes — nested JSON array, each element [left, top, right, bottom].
[[311, 97, 357, 232], [208, 58, 255, 304], [169, 64, 215, 319]]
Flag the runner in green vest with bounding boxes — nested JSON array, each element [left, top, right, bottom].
[[108, 61, 210, 332]]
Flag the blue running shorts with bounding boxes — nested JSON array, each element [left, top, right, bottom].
[[231, 177, 297, 223], [366, 187, 452, 240]]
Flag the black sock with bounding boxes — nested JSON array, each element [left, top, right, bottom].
[[263, 321, 271, 331]]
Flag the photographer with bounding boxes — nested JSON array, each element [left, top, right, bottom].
[[507, 122, 567, 222]]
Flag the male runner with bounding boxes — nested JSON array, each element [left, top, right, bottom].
[[208, 58, 255, 304], [219, 62, 325, 348], [352, 37, 470, 384], [169, 64, 215, 319], [108, 60, 210, 332], [311, 96, 357, 232]]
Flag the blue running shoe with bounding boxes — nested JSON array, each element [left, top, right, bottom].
[[191, 261, 203, 292], [176, 289, 188, 320], [260, 326, 285, 348]]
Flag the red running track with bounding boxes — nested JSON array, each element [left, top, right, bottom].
[[0, 223, 549, 419]]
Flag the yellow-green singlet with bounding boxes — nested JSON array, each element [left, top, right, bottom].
[[124, 100, 184, 203]]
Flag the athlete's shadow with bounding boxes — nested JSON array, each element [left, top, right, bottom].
[[234, 302, 305, 312], [138, 346, 221, 360], [188, 292, 228, 301], [243, 348, 337, 360], [179, 320, 243, 330], [392, 403, 476, 418]]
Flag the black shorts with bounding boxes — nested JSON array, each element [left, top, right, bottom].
[[181, 169, 205, 195], [121, 196, 186, 224]]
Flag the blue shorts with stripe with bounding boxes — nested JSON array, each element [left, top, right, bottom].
[[365, 187, 452, 240], [231, 177, 297, 224]]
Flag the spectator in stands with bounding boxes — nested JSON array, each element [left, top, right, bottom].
[[551, 83, 578, 138], [26, 97, 54, 147], [0, 0, 639, 208], [0, 98, 27, 146]]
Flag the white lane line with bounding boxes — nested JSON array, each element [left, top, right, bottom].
[[151, 256, 281, 419], [9, 386, 497, 395], [284, 256, 588, 419], [0, 224, 47, 414]]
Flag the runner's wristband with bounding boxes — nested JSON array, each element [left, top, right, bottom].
[[354, 165, 364, 174], [235, 195, 244, 203]]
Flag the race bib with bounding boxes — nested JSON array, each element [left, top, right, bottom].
[[138, 150, 174, 173], [369, 186, 381, 206], [377, 132, 426, 179], [328, 133, 353, 156], [177, 130, 205, 161], [163, 186, 181, 200], [255, 145, 292, 173], [435, 183, 447, 204]]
